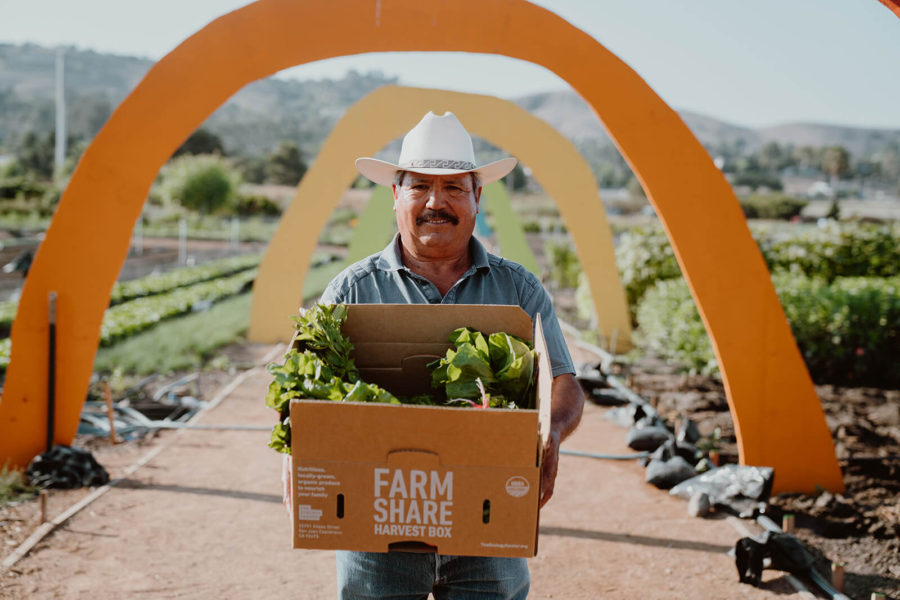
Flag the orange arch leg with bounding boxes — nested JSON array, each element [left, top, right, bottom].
[[0, 0, 841, 493]]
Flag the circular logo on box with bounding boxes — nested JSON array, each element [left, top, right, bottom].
[[505, 476, 530, 498]]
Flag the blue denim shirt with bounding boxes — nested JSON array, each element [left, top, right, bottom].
[[320, 234, 575, 377]]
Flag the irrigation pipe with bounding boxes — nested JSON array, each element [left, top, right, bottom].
[[560, 449, 649, 460], [0, 343, 286, 576], [558, 320, 657, 413], [140, 422, 270, 431], [558, 320, 615, 373]]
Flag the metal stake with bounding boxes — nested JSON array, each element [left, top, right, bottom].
[[47, 292, 57, 452]]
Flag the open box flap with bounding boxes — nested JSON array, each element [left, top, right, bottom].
[[343, 304, 533, 343], [533, 313, 553, 454]]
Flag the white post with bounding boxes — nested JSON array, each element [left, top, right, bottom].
[[54, 48, 66, 177], [178, 218, 187, 265]]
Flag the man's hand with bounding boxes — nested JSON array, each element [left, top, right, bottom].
[[540, 428, 561, 507], [540, 373, 585, 508]]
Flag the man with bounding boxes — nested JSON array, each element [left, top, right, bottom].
[[319, 111, 584, 599]]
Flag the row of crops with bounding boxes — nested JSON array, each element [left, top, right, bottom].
[[0, 253, 263, 370], [599, 221, 899, 388]]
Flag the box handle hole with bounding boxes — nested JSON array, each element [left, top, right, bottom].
[[337, 494, 345, 518], [482, 499, 491, 524]]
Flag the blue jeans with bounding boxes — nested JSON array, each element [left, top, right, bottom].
[[336, 551, 529, 599]]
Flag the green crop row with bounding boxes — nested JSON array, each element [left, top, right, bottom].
[[635, 274, 900, 387], [0, 268, 257, 371], [110, 253, 261, 305], [0, 254, 262, 338], [617, 222, 899, 317], [100, 268, 257, 347]]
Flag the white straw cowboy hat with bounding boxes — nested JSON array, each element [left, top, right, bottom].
[[356, 111, 517, 187]]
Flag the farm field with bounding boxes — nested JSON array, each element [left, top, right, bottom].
[[0, 188, 898, 598]]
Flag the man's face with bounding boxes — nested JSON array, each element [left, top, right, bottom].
[[392, 172, 481, 259]]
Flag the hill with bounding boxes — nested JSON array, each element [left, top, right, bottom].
[[2, 43, 899, 165]]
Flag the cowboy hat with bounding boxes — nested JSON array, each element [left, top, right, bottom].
[[355, 111, 517, 187]]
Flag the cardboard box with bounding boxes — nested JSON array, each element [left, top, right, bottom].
[[289, 304, 552, 557]]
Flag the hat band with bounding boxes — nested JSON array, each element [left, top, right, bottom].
[[402, 159, 476, 170]]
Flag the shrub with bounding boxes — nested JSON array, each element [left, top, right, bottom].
[[544, 239, 581, 289], [232, 194, 282, 217], [775, 274, 900, 386], [0, 175, 46, 200], [635, 274, 900, 387], [730, 171, 783, 191], [635, 278, 718, 376], [615, 226, 682, 318], [762, 222, 899, 282], [616, 222, 899, 315], [266, 142, 307, 186], [739, 193, 808, 220], [160, 154, 242, 214]]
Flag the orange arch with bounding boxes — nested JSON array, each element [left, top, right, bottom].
[[0, 0, 841, 493], [877, 0, 900, 18]]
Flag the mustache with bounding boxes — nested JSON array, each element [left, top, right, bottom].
[[416, 210, 459, 225]]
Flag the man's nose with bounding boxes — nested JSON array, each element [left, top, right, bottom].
[[424, 186, 449, 208]]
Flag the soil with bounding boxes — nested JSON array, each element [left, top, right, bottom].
[[626, 363, 900, 599]]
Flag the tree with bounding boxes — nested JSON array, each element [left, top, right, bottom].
[[234, 156, 267, 184], [160, 154, 241, 214], [503, 164, 527, 191], [265, 142, 307, 185], [18, 131, 55, 179], [792, 146, 823, 172], [758, 142, 785, 173], [823, 146, 850, 205], [174, 128, 227, 157], [823, 146, 850, 182]]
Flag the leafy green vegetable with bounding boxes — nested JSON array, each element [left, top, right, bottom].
[[266, 303, 408, 454], [266, 307, 539, 454], [429, 327, 535, 409], [343, 380, 401, 405], [290, 303, 357, 381]]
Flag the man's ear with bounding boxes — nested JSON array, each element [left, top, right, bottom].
[[392, 184, 399, 211], [475, 186, 482, 212]]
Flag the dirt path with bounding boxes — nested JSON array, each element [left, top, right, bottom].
[[1, 357, 803, 599]]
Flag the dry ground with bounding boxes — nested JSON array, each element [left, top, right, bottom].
[[0, 341, 813, 600]]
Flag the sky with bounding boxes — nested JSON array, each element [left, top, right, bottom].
[[1, 0, 899, 129]]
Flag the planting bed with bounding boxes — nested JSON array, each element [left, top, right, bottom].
[[627, 363, 900, 598]]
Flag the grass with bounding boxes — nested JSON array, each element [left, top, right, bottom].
[[94, 292, 253, 375], [0, 462, 37, 506]]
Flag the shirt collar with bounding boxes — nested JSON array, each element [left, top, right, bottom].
[[376, 233, 492, 273]]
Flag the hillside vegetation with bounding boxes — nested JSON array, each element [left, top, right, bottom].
[[3, 43, 900, 185]]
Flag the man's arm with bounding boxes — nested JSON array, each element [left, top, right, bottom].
[[540, 373, 585, 507]]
